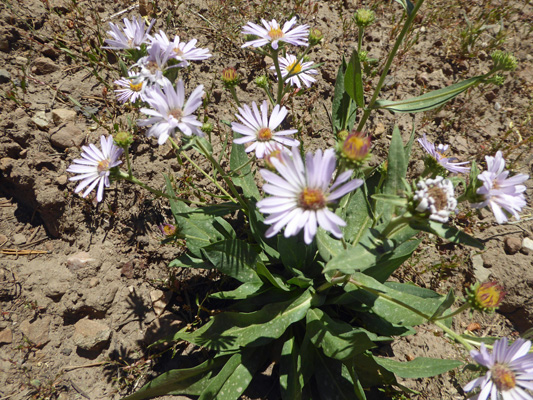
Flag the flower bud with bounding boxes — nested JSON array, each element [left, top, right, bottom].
[[337, 130, 350, 141], [221, 67, 240, 89], [113, 131, 134, 148], [340, 131, 371, 163], [309, 28, 323, 46], [255, 75, 269, 90], [201, 122, 214, 135], [354, 9, 375, 28], [491, 50, 518, 72], [159, 223, 177, 237], [467, 281, 506, 312], [263, 143, 288, 171]]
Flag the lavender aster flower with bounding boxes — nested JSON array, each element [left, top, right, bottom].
[[413, 176, 457, 223], [418, 133, 470, 174], [134, 41, 175, 87], [464, 337, 533, 400], [272, 54, 318, 88], [103, 17, 155, 50], [472, 151, 529, 224], [241, 17, 309, 50], [67, 135, 123, 202], [138, 79, 204, 145], [114, 71, 146, 103], [257, 147, 363, 244], [232, 101, 300, 159], [151, 31, 212, 67]]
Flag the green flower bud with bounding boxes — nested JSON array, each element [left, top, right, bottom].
[[354, 9, 375, 28], [114, 131, 133, 148], [201, 122, 214, 134], [309, 28, 323, 46], [255, 75, 269, 90], [491, 50, 518, 71], [337, 130, 350, 141]]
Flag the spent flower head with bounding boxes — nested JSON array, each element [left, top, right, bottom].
[[67, 135, 123, 203], [104, 17, 155, 50], [257, 147, 363, 244], [491, 50, 518, 72], [467, 282, 506, 313], [272, 54, 318, 88], [231, 100, 299, 159], [309, 28, 323, 46], [471, 151, 529, 224], [354, 9, 376, 28], [464, 337, 533, 400], [413, 176, 457, 223], [418, 134, 470, 174], [241, 17, 309, 50]]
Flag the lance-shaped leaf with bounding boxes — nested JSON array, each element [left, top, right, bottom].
[[313, 347, 361, 400], [332, 58, 357, 132], [345, 49, 364, 108], [373, 356, 462, 379], [280, 334, 304, 400], [230, 134, 261, 201], [410, 220, 484, 250], [394, 0, 414, 15], [373, 75, 486, 113]]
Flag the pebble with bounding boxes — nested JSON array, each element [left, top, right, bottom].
[[12, 233, 27, 245], [150, 290, 172, 317], [51, 108, 77, 125], [504, 237, 522, 255], [73, 318, 112, 353], [49, 123, 85, 150], [494, 102, 502, 111], [0, 69, 10, 83], [471, 254, 490, 282], [19, 316, 51, 347], [0, 328, 13, 345], [32, 57, 59, 75], [15, 56, 28, 66], [522, 237, 533, 254], [32, 111, 51, 129], [56, 174, 68, 186], [0, 233, 7, 244], [89, 278, 99, 288]]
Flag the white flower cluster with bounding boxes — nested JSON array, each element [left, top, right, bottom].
[[414, 176, 457, 223]]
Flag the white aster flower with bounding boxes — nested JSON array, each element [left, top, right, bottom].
[[257, 147, 363, 244], [114, 71, 146, 103], [151, 30, 211, 67], [413, 176, 457, 223], [418, 133, 470, 174], [134, 41, 175, 87], [103, 17, 155, 50], [464, 337, 533, 400], [137, 79, 204, 145], [67, 135, 123, 203], [272, 54, 318, 88], [472, 151, 529, 224], [241, 17, 309, 50], [231, 101, 300, 159]]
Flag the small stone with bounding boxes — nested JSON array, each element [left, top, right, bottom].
[[150, 290, 172, 317], [89, 278, 99, 288], [60, 347, 72, 356], [73, 318, 112, 353], [522, 237, 533, 254], [0, 234, 7, 244], [15, 56, 28, 66], [32, 111, 50, 129], [51, 109, 77, 125], [56, 174, 68, 186], [19, 316, 51, 347], [0, 328, 13, 345], [374, 122, 386, 137], [12, 233, 27, 245], [472, 254, 490, 282], [44, 278, 69, 301], [504, 237, 521, 255], [0, 69, 10, 83], [66, 252, 102, 279], [416, 72, 429, 86], [120, 261, 134, 279], [50, 123, 85, 150], [494, 102, 502, 111], [32, 57, 59, 75]]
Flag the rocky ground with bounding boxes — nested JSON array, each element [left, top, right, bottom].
[[0, 0, 532, 399]]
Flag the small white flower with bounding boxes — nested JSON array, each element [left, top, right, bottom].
[[231, 101, 300, 159], [413, 176, 457, 223], [257, 147, 363, 244], [472, 151, 529, 224], [137, 79, 204, 145], [103, 17, 155, 50], [272, 54, 318, 88], [417, 133, 470, 174], [133, 41, 175, 87], [67, 136, 123, 202], [114, 71, 146, 103], [242, 17, 309, 50], [151, 30, 212, 67]]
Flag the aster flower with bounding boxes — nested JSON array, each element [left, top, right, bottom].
[[231, 101, 300, 159], [263, 142, 292, 170], [271, 54, 318, 88], [257, 147, 363, 244], [134, 41, 175, 87], [151, 31, 211, 67], [472, 151, 529, 224], [103, 17, 155, 50], [413, 176, 457, 223], [137, 79, 204, 145], [418, 134, 470, 174], [241, 17, 309, 50], [114, 71, 146, 103], [464, 337, 533, 400], [67, 135, 123, 202]]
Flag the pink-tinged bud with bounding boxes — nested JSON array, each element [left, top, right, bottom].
[[467, 281, 506, 312], [159, 224, 177, 237], [221, 67, 240, 88], [341, 131, 371, 162]]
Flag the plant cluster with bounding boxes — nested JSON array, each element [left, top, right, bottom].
[[64, 1, 531, 399]]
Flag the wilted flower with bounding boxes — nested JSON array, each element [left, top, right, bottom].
[[231, 101, 299, 159], [467, 282, 506, 312], [491, 50, 518, 72], [272, 54, 318, 88], [103, 17, 155, 50], [137, 79, 204, 145], [67, 135, 123, 202], [413, 176, 457, 223], [151, 31, 211, 67], [418, 134, 470, 174], [472, 151, 529, 224], [257, 147, 363, 244], [255, 75, 269, 89], [339, 131, 371, 164], [241, 17, 309, 50], [114, 71, 146, 103], [464, 337, 533, 400]]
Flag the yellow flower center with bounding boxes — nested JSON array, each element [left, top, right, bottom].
[[174, 47, 184, 57], [129, 81, 143, 92], [97, 159, 110, 174], [287, 61, 302, 74], [268, 27, 284, 40], [169, 108, 183, 120], [257, 127, 273, 141], [342, 134, 370, 161], [162, 225, 176, 236], [299, 188, 326, 210], [491, 363, 516, 391]]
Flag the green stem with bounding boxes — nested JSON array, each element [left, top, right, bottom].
[[357, 26, 364, 54], [433, 320, 474, 351], [271, 48, 285, 104], [380, 214, 411, 238], [229, 86, 241, 107], [262, 85, 276, 107], [433, 302, 471, 321], [355, 0, 426, 132], [124, 146, 132, 178]]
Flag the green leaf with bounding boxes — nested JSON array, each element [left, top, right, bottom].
[[373, 356, 462, 379], [313, 348, 359, 400], [256, 262, 290, 291], [178, 290, 313, 350], [316, 229, 344, 262], [201, 239, 260, 283], [394, 0, 414, 15], [410, 220, 484, 249], [371, 193, 408, 207], [374, 75, 485, 113], [306, 308, 377, 361], [332, 59, 357, 132], [209, 281, 265, 300], [345, 49, 364, 108], [123, 356, 229, 400], [343, 186, 373, 244], [280, 334, 303, 400], [230, 135, 260, 201], [429, 289, 456, 321], [365, 239, 421, 282]]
